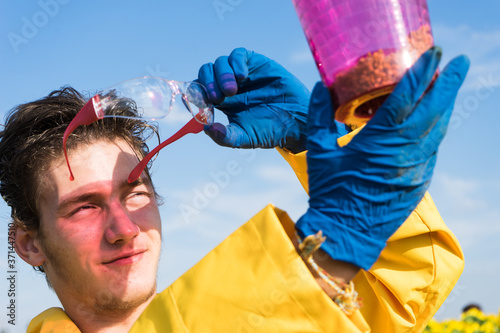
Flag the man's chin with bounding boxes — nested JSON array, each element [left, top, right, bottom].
[[93, 282, 157, 312], [93, 251, 160, 312]]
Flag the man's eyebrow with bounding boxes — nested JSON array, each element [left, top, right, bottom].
[[57, 177, 153, 214], [57, 192, 104, 214], [122, 176, 152, 190]]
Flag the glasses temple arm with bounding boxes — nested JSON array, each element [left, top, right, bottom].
[[63, 96, 101, 181], [128, 117, 205, 183]]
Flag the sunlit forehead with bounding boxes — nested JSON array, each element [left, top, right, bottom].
[[59, 140, 140, 188]]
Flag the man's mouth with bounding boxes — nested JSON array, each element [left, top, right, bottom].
[[103, 250, 146, 266]]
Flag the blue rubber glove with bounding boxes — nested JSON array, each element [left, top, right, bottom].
[[296, 47, 470, 270], [198, 48, 344, 153]]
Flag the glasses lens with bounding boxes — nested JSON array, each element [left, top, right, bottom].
[[96, 78, 214, 126], [183, 81, 214, 125], [97, 77, 174, 121]]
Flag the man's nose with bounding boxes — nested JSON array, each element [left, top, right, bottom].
[[105, 202, 140, 244]]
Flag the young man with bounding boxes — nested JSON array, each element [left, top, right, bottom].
[[0, 47, 469, 332]]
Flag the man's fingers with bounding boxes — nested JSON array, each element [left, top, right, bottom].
[[413, 55, 471, 148], [204, 122, 246, 148], [306, 82, 342, 151], [214, 56, 238, 96], [198, 48, 254, 105], [228, 47, 252, 82], [198, 63, 225, 104], [371, 46, 442, 127], [308, 82, 336, 129]]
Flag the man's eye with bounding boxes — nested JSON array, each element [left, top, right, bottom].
[[132, 191, 151, 198], [126, 191, 153, 207], [132, 192, 153, 200], [69, 205, 97, 217]]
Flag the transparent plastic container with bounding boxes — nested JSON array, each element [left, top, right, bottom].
[[292, 0, 434, 126]]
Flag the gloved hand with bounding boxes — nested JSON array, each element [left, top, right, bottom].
[[296, 47, 470, 270], [198, 48, 336, 153]]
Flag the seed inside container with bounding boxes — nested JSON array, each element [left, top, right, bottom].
[[332, 24, 434, 127]]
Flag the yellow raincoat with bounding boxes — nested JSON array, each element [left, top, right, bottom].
[[28, 130, 464, 332]]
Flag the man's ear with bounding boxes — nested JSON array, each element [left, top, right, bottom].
[[13, 225, 46, 267]]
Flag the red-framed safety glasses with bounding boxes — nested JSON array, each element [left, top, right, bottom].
[[63, 77, 214, 182]]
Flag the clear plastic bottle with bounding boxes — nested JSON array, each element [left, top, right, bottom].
[[292, 0, 433, 126]]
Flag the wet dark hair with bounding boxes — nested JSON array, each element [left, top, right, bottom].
[[0, 86, 159, 235]]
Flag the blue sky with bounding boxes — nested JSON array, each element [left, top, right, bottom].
[[0, 0, 499, 330]]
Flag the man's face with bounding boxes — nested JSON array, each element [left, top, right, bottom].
[[37, 139, 162, 313]]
